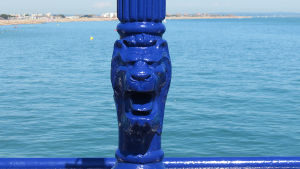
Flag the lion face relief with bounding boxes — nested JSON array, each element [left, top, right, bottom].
[[111, 37, 171, 132], [111, 35, 171, 163]]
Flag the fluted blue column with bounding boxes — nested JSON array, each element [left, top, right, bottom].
[[111, 0, 171, 169]]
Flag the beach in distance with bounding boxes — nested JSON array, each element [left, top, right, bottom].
[[0, 16, 252, 26]]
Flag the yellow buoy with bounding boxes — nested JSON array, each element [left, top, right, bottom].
[[90, 36, 94, 40]]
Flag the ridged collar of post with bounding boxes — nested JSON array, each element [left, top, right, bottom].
[[116, 0, 166, 38]]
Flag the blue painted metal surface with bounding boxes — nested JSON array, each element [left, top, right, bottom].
[[1, 157, 300, 168], [111, 0, 170, 168]]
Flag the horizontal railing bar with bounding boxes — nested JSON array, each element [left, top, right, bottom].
[[0, 157, 300, 168]]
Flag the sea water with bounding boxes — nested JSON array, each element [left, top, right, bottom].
[[0, 18, 300, 157]]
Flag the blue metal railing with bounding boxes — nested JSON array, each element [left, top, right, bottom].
[[1, 157, 300, 168]]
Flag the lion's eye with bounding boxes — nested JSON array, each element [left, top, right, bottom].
[[147, 61, 155, 65], [128, 61, 135, 65]]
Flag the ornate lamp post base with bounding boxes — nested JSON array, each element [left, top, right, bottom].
[[111, 0, 171, 169]]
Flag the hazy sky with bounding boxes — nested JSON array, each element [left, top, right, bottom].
[[1, 0, 300, 14]]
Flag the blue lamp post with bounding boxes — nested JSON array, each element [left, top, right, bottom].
[[111, 0, 171, 168]]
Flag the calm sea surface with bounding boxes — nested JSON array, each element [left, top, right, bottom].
[[0, 18, 300, 157]]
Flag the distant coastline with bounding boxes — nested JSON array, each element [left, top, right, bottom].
[[166, 16, 252, 20], [0, 16, 252, 26], [0, 18, 117, 26]]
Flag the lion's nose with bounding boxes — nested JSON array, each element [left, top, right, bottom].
[[131, 73, 151, 81]]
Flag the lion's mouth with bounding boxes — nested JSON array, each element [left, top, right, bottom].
[[128, 91, 155, 116]]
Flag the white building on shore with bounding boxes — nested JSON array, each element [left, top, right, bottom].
[[102, 12, 117, 18]]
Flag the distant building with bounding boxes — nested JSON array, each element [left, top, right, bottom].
[[175, 13, 182, 17], [46, 13, 52, 18], [66, 16, 80, 19], [102, 12, 117, 18]]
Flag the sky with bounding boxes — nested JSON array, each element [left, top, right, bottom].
[[0, 0, 300, 15]]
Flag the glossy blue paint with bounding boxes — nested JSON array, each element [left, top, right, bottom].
[[117, 22, 166, 38], [111, 0, 170, 168], [1, 158, 300, 168], [117, 0, 166, 22]]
